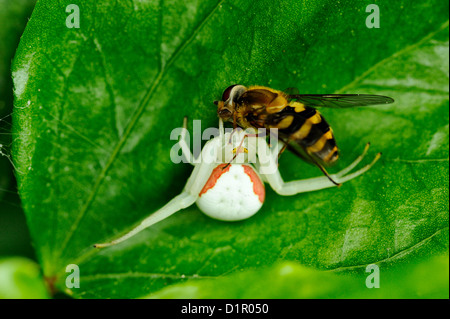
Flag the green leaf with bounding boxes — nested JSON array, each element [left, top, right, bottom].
[[0, 0, 36, 199], [0, 0, 35, 117], [0, 0, 37, 265], [0, 257, 49, 299], [149, 255, 449, 299], [12, 0, 449, 298]]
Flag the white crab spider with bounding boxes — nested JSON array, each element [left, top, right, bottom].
[[94, 118, 380, 248]]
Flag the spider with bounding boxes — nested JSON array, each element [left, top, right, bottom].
[[94, 118, 380, 248]]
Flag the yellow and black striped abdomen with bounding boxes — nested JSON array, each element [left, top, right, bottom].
[[267, 102, 339, 165]]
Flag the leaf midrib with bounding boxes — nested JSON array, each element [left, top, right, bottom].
[[54, 14, 449, 282], [54, 0, 226, 270], [329, 226, 449, 272], [71, 226, 449, 299]]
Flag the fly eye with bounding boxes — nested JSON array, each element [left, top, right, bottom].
[[221, 84, 238, 101]]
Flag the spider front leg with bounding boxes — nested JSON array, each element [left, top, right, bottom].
[[178, 116, 196, 166], [258, 141, 381, 196], [94, 137, 221, 248], [93, 192, 197, 248]]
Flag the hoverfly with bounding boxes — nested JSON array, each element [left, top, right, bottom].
[[214, 85, 394, 185]]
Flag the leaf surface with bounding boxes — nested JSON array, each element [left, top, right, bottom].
[[0, 0, 36, 199], [12, 0, 449, 298], [149, 255, 449, 299]]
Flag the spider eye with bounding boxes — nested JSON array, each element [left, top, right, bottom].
[[221, 84, 238, 101]]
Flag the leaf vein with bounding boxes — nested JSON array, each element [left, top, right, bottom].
[[55, 0, 227, 269], [329, 226, 449, 272], [336, 20, 449, 93]]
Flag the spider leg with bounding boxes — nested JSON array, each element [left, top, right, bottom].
[[94, 137, 222, 248], [219, 118, 224, 141], [335, 142, 371, 177], [333, 151, 381, 183], [178, 116, 195, 166], [93, 192, 197, 248], [257, 141, 381, 196]]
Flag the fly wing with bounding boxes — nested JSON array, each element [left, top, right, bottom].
[[288, 94, 394, 108]]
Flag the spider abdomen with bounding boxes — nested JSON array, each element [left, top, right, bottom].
[[196, 164, 265, 221]]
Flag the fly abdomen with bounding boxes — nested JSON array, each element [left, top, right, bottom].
[[307, 131, 339, 164], [280, 104, 339, 165]]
